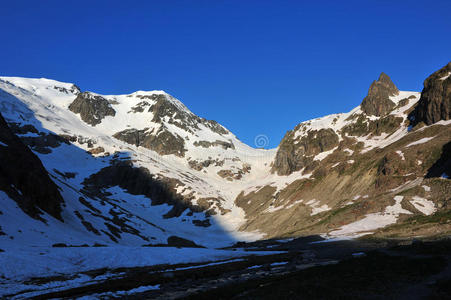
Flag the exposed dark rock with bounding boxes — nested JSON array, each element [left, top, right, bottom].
[[6, 122, 69, 153], [87, 146, 105, 155], [0, 113, 64, 221], [7, 123, 39, 135], [342, 114, 403, 137], [74, 210, 101, 235], [113, 127, 186, 157], [53, 84, 80, 95], [377, 152, 407, 176], [129, 101, 151, 113], [361, 72, 399, 116], [272, 128, 339, 175], [136, 93, 229, 135], [167, 235, 204, 248], [426, 141, 451, 178], [53, 169, 76, 180], [188, 158, 224, 171], [192, 219, 212, 227], [410, 62, 451, 126], [68, 92, 116, 126], [193, 140, 235, 150], [20, 133, 68, 154], [217, 164, 251, 181], [58, 134, 78, 143]]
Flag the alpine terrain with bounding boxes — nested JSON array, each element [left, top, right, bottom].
[[0, 62, 450, 298]]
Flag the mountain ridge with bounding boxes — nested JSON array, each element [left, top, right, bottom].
[[0, 62, 450, 251]]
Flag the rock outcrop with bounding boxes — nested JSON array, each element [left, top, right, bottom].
[[0, 113, 64, 221], [113, 127, 186, 157], [272, 128, 339, 175], [69, 92, 116, 126], [193, 140, 235, 150], [131, 93, 229, 135], [361, 72, 399, 116], [410, 62, 451, 126]]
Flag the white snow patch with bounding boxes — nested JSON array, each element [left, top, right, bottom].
[[313, 147, 337, 161], [285, 199, 303, 209], [265, 204, 285, 213], [439, 72, 451, 81], [306, 199, 331, 216], [396, 150, 405, 160], [343, 148, 354, 155], [410, 196, 436, 215], [328, 196, 412, 237], [405, 136, 435, 147]]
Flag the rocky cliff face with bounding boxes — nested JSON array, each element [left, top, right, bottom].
[[112, 92, 231, 158], [241, 64, 451, 239], [0, 113, 64, 221], [113, 127, 187, 157], [361, 72, 399, 116], [272, 128, 339, 175], [410, 62, 451, 126], [69, 92, 116, 126]]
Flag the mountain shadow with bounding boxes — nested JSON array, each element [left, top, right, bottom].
[[426, 141, 451, 178]]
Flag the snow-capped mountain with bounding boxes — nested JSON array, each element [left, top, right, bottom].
[[0, 62, 450, 251]]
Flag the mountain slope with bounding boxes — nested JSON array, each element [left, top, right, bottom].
[[0, 62, 450, 251], [238, 68, 451, 239]]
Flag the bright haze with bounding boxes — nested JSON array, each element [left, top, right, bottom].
[[1, 0, 450, 148]]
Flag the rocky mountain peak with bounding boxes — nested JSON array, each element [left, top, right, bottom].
[[409, 61, 451, 126], [360, 72, 399, 116], [377, 72, 398, 92]]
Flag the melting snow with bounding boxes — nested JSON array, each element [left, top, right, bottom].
[[314, 147, 337, 161], [328, 196, 412, 237], [439, 72, 451, 81], [422, 185, 431, 192], [405, 136, 435, 147], [409, 196, 436, 215], [396, 150, 405, 160], [306, 199, 331, 216]]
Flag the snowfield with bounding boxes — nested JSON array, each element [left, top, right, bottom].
[[0, 246, 276, 298]]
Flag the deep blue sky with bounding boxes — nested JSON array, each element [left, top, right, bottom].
[[1, 1, 450, 148]]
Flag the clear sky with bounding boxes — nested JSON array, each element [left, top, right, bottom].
[[1, 1, 450, 148]]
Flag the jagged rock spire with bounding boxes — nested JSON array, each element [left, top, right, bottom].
[[361, 72, 399, 116]]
